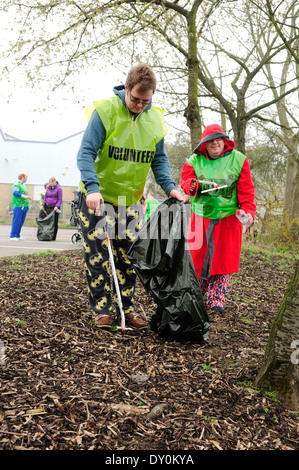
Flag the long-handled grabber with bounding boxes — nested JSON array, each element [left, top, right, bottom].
[[28, 197, 43, 212], [192, 179, 228, 193], [193, 179, 218, 187], [201, 185, 228, 193], [98, 201, 132, 331]]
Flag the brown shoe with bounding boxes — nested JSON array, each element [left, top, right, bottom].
[[125, 312, 147, 329], [94, 314, 113, 328]]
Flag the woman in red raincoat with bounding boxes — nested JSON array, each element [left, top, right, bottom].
[[180, 124, 256, 313]]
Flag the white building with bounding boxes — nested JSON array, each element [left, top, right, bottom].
[[0, 127, 84, 220]]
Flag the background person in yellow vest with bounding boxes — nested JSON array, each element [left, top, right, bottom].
[[10, 173, 30, 240], [180, 124, 256, 314], [77, 63, 183, 329], [39, 183, 48, 206]]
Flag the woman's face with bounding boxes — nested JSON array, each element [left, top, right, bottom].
[[205, 138, 225, 158], [49, 179, 56, 186]]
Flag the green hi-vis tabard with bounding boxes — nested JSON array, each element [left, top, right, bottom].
[[11, 181, 29, 208], [187, 149, 246, 220], [80, 96, 167, 206], [145, 199, 161, 221]]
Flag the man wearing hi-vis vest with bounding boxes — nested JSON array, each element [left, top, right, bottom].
[[180, 124, 256, 314], [77, 63, 183, 329]]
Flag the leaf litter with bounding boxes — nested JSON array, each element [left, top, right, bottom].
[[0, 247, 298, 450]]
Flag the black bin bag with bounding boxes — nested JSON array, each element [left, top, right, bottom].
[[128, 198, 210, 343], [36, 210, 55, 241]]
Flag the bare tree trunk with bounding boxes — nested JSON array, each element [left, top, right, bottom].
[[231, 117, 247, 155], [183, 6, 202, 150], [255, 262, 299, 409], [184, 56, 201, 150], [261, 33, 299, 219], [283, 137, 299, 218]]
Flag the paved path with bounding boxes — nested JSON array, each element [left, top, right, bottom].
[[0, 224, 81, 257]]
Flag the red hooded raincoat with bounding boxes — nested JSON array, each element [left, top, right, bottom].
[[180, 124, 256, 279]]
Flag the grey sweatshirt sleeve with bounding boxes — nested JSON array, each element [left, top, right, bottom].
[[77, 110, 106, 194], [151, 139, 176, 196]]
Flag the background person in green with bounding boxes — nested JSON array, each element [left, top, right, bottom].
[[77, 63, 183, 330], [10, 173, 30, 240], [144, 192, 161, 222]]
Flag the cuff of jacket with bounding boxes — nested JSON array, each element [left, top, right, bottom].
[[85, 182, 101, 195]]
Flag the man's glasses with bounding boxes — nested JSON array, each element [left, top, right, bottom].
[[129, 91, 151, 105]]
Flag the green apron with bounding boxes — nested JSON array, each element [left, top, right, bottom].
[[187, 150, 246, 219], [11, 181, 29, 208]]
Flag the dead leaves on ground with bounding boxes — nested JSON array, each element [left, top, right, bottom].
[[0, 248, 298, 450]]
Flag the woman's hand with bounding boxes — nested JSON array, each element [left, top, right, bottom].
[[190, 180, 197, 193], [247, 213, 254, 227]]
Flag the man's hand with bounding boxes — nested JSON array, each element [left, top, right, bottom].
[[168, 189, 184, 201], [86, 192, 104, 212]]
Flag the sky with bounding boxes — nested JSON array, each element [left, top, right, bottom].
[[0, 68, 122, 142], [0, 7, 126, 142], [0, 8, 186, 145], [0, 7, 185, 144], [0, 65, 182, 143]]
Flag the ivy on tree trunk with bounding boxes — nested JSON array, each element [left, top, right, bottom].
[[255, 262, 299, 409]]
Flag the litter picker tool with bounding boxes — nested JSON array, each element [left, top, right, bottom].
[[28, 197, 46, 213], [98, 201, 132, 331], [192, 179, 228, 193], [201, 185, 228, 193]]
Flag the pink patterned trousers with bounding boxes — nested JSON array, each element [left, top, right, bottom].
[[199, 274, 231, 310]]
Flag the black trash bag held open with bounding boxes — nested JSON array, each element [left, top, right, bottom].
[[128, 198, 210, 342], [36, 209, 56, 241]]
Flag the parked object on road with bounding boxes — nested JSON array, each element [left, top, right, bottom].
[[69, 197, 82, 246]]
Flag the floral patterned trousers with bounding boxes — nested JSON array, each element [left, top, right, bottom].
[[199, 274, 231, 310]]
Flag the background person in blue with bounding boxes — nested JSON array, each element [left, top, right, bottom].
[[10, 173, 30, 240]]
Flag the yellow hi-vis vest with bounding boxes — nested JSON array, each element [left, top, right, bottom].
[[81, 96, 167, 206]]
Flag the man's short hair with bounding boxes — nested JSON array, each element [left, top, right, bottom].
[[126, 63, 157, 93], [18, 173, 27, 180]]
